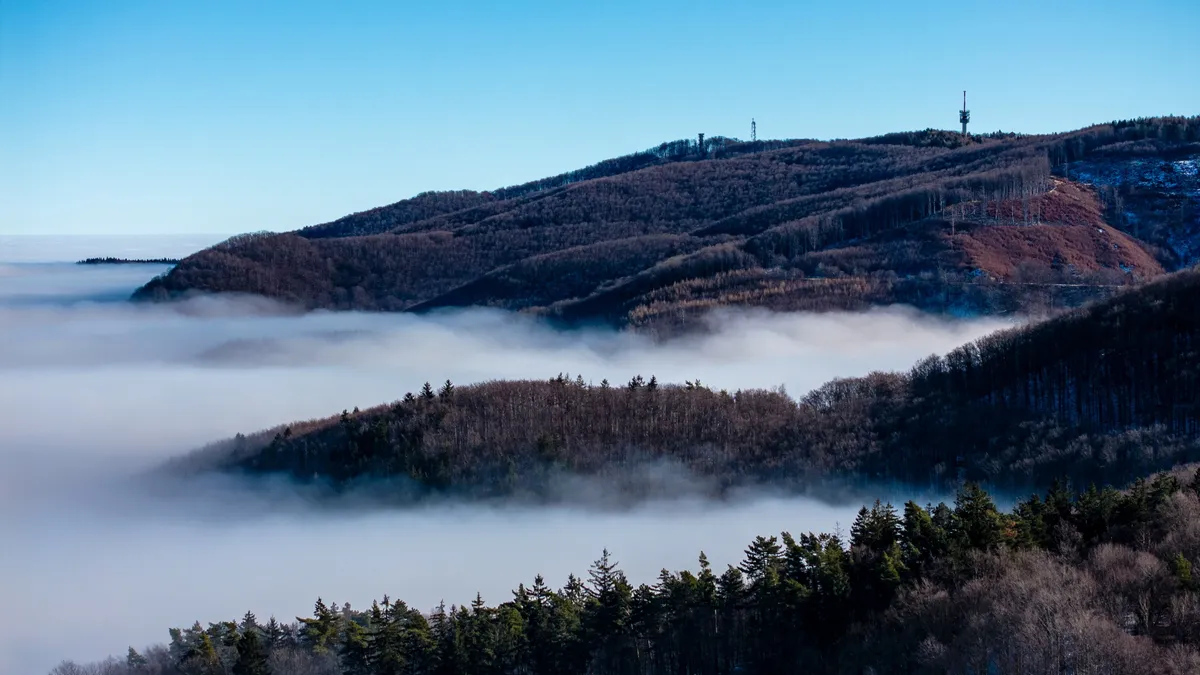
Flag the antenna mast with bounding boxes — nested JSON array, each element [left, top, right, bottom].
[[959, 91, 970, 137], [751, 118, 757, 142]]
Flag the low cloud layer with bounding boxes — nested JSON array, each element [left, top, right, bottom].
[[0, 259, 1002, 673]]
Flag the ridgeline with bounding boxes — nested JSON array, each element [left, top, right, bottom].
[[133, 118, 1200, 333]]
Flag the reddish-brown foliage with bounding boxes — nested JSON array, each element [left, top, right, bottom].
[[135, 117, 1200, 329]]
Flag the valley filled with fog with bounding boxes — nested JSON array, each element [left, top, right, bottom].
[[0, 238, 1011, 674]]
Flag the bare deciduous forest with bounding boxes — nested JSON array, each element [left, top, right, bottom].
[[167, 266, 1200, 499], [133, 118, 1200, 332]]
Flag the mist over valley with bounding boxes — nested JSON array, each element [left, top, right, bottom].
[[0, 251, 993, 673], [7, 116, 1200, 672], [3, 19, 1197, 663]]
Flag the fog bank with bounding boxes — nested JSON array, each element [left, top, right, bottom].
[[0, 234, 230, 264], [0, 258, 1004, 674]]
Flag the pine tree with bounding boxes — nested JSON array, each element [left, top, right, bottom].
[[239, 611, 259, 635], [429, 601, 460, 675], [232, 629, 270, 675], [493, 604, 526, 673], [212, 620, 240, 651], [185, 631, 223, 675], [739, 535, 783, 584], [263, 616, 283, 650], [1012, 494, 1049, 550], [849, 501, 907, 613], [125, 647, 148, 671], [901, 501, 948, 576], [369, 597, 411, 675], [585, 550, 634, 674], [740, 535, 787, 672], [340, 618, 370, 675], [421, 382, 436, 400], [851, 501, 902, 554], [1076, 483, 1120, 543], [716, 565, 746, 673], [168, 627, 189, 665], [952, 483, 1004, 553], [1175, 553, 1195, 591], [298, 597, 342, 654], [588, 549, 622, 598], [562, 574, 588, 610], [518, 575, 562, 675], [401, 608, 435, 675], [464, 595, 497, 675]]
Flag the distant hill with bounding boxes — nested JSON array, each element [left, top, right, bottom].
[[77, 257, 180, 265], [166, 267, 1200, 500], [134, 118, 1200, 331]]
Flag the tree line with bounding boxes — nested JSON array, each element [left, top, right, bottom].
[[77, 257, 181, 265], [163, 267, 1200, 500], [55, 473, 1200, 674]]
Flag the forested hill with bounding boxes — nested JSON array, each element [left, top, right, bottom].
[[133, 117, 1200, 331], [166, 267, 1200, 500], [77, 257, 180, 265]]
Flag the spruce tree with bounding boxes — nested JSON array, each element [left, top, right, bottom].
[[952, 483, 1005, 553], [239, 611, 259, 635], [466, 593, 497, 673], [340, 619, 370, 675], [232, 629, 270, 675], [263, 616, 283, 650], [585, 550, 633, 673], [429, 601, 462, 675], [901, 501, 948, 575]]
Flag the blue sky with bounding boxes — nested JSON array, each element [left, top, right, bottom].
[[1, 0, 1197, 236]]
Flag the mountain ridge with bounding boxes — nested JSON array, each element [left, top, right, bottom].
[[134, 117, 1200, 331]]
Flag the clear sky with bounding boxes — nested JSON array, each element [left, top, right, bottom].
[[1, 0, 1197, 236]]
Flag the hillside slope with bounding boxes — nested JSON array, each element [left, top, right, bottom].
[[166, 267, 1200, 500], [134, 118, 1200, 331]]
